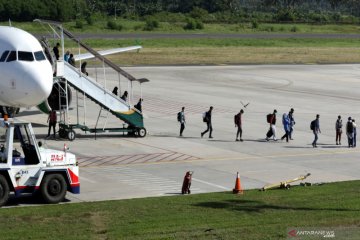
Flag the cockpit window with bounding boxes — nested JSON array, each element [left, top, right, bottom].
[[0, 51, 9, 62], [6, 51, 17, 62], [18, 51, 34, 61], [34, 51, 46, 61]]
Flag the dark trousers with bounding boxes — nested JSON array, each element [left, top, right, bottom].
[[202, 122, 213, 137], [336, 130, 342, 144], [236, 126, 242, 139], [281, 130, 290, 142], [48, 122, 56, 137], [180, 123, 185, 136], [312, 131, 318, 146]]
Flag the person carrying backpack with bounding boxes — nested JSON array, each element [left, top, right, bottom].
[[178, 107, 186, 137], [266, 109, 277, 141], [346, 117, 354, 148], [201, 106, 213, 139], [311, 114, 321, 148], [234, 109, 244, 142]]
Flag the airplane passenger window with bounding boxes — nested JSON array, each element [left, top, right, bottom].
[[18, 51, 34, 61], [34, 51, 46, 61], [6, 51, 16, 62], [0, 51, 9, 62]]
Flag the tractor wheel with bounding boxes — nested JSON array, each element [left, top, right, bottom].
[[41, 174, 67, 204], [0, 175, 9, 207]]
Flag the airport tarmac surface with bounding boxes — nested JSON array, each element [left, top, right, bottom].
[[15, 64, 360, 205]]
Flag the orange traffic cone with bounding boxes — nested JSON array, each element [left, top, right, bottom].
[[233, 172, 243, 194]]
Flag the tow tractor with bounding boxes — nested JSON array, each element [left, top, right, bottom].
[[0, 118, 80, 207]]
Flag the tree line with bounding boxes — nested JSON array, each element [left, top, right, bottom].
[[1, 0, 360, 23]]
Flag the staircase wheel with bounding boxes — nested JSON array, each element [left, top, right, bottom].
[[67, 130, 76, 141], [138, 128, 147, 138]]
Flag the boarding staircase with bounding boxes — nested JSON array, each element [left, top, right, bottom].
[[36, 20, 147, 139]]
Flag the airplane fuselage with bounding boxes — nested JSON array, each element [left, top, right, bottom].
[[0, 26, 53, 108]]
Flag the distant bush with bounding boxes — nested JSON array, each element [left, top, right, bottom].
[[190, 7, 209, 21], [107, 20, 123, 31], [290, 25, 299, 32], [143, 18, 159, 31], [251, 20, 259, 29], [75, 19, 83, 29], [86, 16, 94, 25], [276, 9, 296, 22], [107, 20, 117, 30], [183, 18, 204, 30]]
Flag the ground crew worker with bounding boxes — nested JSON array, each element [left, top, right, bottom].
[[235, 109, 244, 141], [47, 110, 57, 138], [346, 117, 354, 148]]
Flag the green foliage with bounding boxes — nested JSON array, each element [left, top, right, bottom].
[[251, 20, 259, 29], [75, 19, 83, 29], [184, 18, 204, 30], [276, 9, 296, 22], [143, 17, 159, 31], [291, 25, 299, 32], [107, 19, 123, 31]]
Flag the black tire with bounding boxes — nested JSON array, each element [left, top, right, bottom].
[[0, 175, 9, 207], [59, 128, 67, 138], [67, 130, 76, 141], [138, 128, 147, 138], [41, 174, 67, 204]]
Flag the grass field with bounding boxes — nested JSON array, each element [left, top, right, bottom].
[[1, 181, 359, 239], [4, 21, 360, 64]]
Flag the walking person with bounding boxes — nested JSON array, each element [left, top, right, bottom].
[[201, 106, 213, 139], [47, 109, 57, 138], [281, 113, 290, 142], [346, 117, 354, 147], [266, 109, 277, 141], [234, 109, 244, 141], [311, 114, 321, 148], [288, 108, 295, 140], [81, 61, 88, 76], [352, 119, 357, 147], [335, 115, 343, 145], [178, 107, 186, 137]]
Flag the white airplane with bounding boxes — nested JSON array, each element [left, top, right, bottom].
[[0, 25, 142, 112], [0, 26, 53, 108]]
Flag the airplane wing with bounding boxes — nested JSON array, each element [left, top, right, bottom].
[[74, 46, 142, 61]]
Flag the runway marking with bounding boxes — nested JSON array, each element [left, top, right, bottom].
[[192, 177, 229, 190], [86, 167, 202, 194], [77, 152, 200, 167]]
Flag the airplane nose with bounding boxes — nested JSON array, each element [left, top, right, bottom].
[[23, 62, 53, 106]]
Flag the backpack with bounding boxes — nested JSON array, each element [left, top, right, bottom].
[[347, 122, 354, 133], [266, 114, 272, 123], [177, 112, 181, 122], [203, 112, 207, 122], [310, 120, 316, 130]]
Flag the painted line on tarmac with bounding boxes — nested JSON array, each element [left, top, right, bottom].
[[82, 148, 360, 169], [192, 177, 229, 190]]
